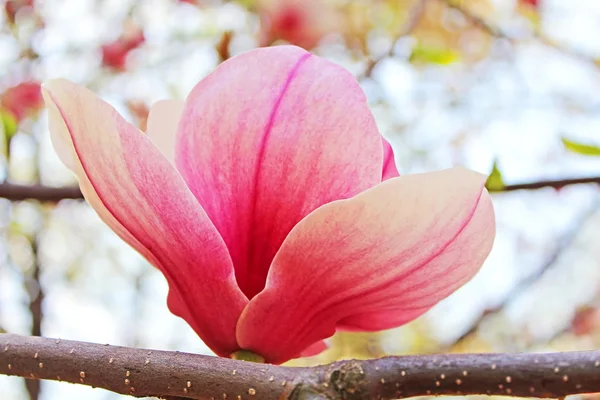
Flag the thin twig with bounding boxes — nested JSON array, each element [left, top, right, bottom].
[[443, 0, 600, 68], [0, 183, 83, 202], [360, 0, 428, 78], [0, 175, 597, 204], [451, 201, 600, 346], [24, 236, 43, 400], [2, 333, 600, 399], [443, 0, 506, 38], [489, 176, 600, 192]]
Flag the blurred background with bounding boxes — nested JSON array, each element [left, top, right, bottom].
[[1, 0, 600, 399]]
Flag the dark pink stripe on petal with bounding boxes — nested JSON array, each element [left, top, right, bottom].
[[175, 46, 384, 300], [382, 138, 400, 180]]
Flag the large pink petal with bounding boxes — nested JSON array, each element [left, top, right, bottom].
[[237, 167, 495, 364], [299, 340, 328, 358], [43, 79, 248, 356], [176, 45, 384, 299]]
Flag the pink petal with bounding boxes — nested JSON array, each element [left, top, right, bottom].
[[176, 45, 384, 299], [145, 99, 183, 164], [236, 167, 495, 364], [382, 138, 400, 180], [43, 79, 248, 356], [300, 340, 328, 358]]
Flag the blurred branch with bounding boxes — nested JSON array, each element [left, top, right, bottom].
[[443, 0, 506, 38], [443, 0, 600, 68], [24, 236, 42, 400], [451, 202, 599, 345], [361, 0, 428, 78], [3, 334, 600, 399], [489, 176, 600, 192], [0, 183, 83, 202], [21, 143, 44, 400], [216, 30, 233, 62]]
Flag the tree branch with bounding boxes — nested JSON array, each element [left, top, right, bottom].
[[443, 0, 600, 68], [443, 0, 507, 39], [450, 201, 600, 346], [360, 0, 427, 78], [0, 175, 598, 204], [24, 235, 43, 400], [2, 333, 600, 399], [0, 183, 83, 202], [489, 176, 600, 192]]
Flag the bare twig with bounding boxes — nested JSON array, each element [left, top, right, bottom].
[[2, 333, 600, 399], [360, 0, 428, 78], [0, 183, 83, 202], [451, 202, 600, 345], [443, 0, 600, 68], [443, 0, 506, 38], [24, 236, 43, 400], [489, 176, 600, 192], [0, 175, 598, 204]]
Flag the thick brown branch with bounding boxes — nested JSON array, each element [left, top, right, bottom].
[[0, 183, 83, 202], [489, 176, 600, 192], [2, 334, 600, 399], [0, 333, 314, 400]]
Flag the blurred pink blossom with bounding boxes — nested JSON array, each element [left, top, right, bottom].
[[4, 0, 34, 24], [258, 0, 340, 49], [1, 81, 43, 122], [101, 24, 145, 70]]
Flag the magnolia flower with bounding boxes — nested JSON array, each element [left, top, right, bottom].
[[43, 45, 495, 364]]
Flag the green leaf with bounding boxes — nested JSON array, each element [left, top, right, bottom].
[[485, 161, 505, 191], [562, 137, 600, 156], [409, 44, 460, 65]]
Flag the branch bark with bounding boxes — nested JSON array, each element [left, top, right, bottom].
[[489, 176, 600, 192], [2, 333, 600, 399], [24, 236, 43, 400], [0, 183, 83, 202], [0, 176, 598, 204]]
